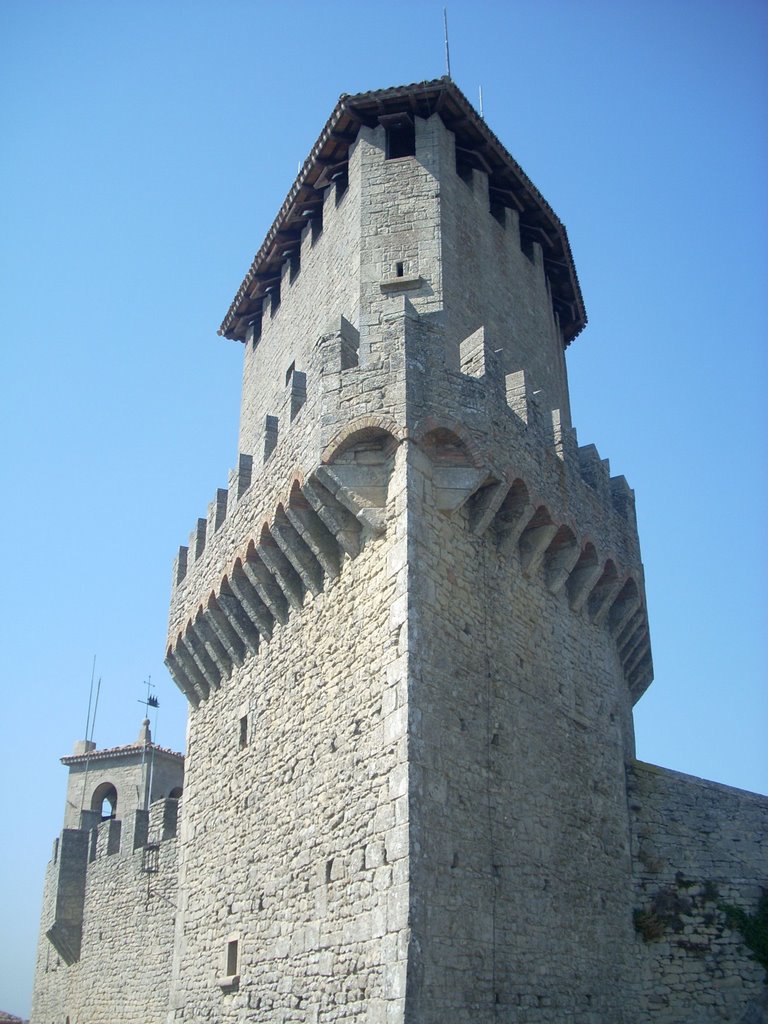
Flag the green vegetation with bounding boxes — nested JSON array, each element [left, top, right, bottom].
[[721, 891, 768, 980]]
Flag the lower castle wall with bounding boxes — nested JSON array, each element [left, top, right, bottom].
[[166, 449, 411, 1023], [31, 803, 179, 1024], [405, 446, 641, 1024], [629, 762, 768, 1023]]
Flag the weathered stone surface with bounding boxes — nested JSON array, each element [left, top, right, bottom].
[[31, 79, 767, 1024]]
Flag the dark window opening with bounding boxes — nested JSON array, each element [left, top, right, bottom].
[[520, 231, 535, 264], [226, 938, 239, 977], [239, 715, 248, 750], [395, 261, 404, 278], [246, 312, 262, 348], [456, 154, 474, 185], [288, 251, 300, 283], [169, 786, 183, 800], [91, 782, 117, 821], [266, 281, 280, 316], [304, 206, 323, 244], [285, 361, 295, 386], [490, 201, 506, 227], [332, 168, 348, 204], [385, 120, 415, 159]]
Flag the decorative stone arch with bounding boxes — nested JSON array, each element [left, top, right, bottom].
[[282, 470, 307, 508], [91, 781, 118, 821], [518, 505, 558, 575], [286, 479, 342, 578], [183, 612, 221, 693], [414, 423, 489, 514], [566, 541, 603, 611], [494, 478, 530, 530], [587, 559, 622, 624], [321, 416, 404, 465], [413, 417, 486, 469], [543, 524, 581, 593], [608, 577, 642, 638]]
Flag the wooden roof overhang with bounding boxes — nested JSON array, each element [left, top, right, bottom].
[[219, 78, 587, 346]]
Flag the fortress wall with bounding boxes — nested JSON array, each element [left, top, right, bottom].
[[31, 802, 179, 1024], [629, 762, 768, 1023], [403, 439, 640, 1024], [167, 454, 411, 1023]]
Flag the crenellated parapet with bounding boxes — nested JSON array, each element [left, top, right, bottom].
[[40, 798, 180, 968], [167, 301, 651, 707]]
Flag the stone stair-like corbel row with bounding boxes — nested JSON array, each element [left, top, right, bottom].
[[462, 465, 653, 701], [166, 456, 388, 705]]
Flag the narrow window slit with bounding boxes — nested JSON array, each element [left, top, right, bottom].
[[226, 938, 239, 977]]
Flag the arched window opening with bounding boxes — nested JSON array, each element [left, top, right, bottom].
[[91, 781, 118, 821], [169, 786, 183, 800]]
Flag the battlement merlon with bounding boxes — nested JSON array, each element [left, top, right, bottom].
[[168, 299, 652, 707]]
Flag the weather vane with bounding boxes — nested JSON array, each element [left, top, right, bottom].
[[138, 675, 159, 715]]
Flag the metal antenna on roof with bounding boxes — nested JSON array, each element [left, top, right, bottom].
[[138, 677, 159, 810], [79, 665, 102, 814], [443, 8, 452, 79], [84, 655, 96, 741]]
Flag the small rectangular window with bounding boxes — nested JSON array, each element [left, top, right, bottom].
[[490, 201, 506, 227], [226, 938, 239, 977], [385, 119, 415, 160], [456, 154, 474, 186], [246, 312, 262, 347], [239, 715, 248, 750], [266, 281, 280, 316], [304, 206, 323, 244], [285, 361, 295, 386], [332, 167, 348, 204]]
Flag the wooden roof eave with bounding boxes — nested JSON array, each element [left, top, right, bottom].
[[219, 79, 586, 345]]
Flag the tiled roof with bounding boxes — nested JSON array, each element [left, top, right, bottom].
[[219, 77, 586, 345], [61, 742, 184, 766]]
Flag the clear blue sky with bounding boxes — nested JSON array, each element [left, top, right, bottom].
[[1, 1, 766, 1016]]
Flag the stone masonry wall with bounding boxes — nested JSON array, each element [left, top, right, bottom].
[[236, 132, 361, 461], [63, 749, 182, 830], [629, 762, 768, 1023], [383, 298, 644, 1021], [166, 450, 411, 1023], [31, 800, 179, 1024], [438, 120, 571, 424]]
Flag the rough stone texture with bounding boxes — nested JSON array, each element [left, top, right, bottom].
[[31, 799, 181, 1024], [629, 762, 768, 1024], [31, 81, 768, 1024]]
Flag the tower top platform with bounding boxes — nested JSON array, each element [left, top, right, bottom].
[[219, 78, 586, 345]]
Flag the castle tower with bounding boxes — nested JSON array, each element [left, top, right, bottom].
[[28, 76, 768, 1024], [29, 79, 767, 1024], [60, 719, 184, 831], [163, 79, 653, 1021]]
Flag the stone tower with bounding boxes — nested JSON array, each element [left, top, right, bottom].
[[31, 724, 183, 1022], [32, 77, 767, 1024], [163, 78, 652, 1021]]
